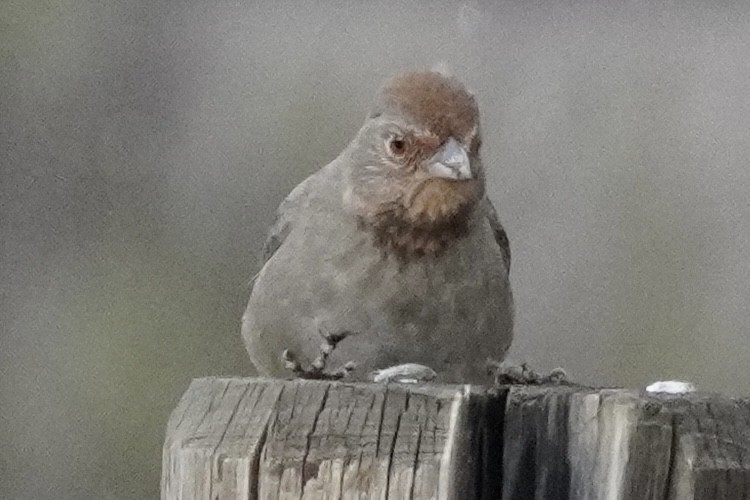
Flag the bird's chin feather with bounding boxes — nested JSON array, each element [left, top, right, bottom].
[[350, 176, 482, 262], [405, 177, 481, 224]]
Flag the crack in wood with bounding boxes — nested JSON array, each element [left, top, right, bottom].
[[408, 422, 423, 500], [300, 384, 329, 496], [208, 381, 252, 498], [664, 411, 679, 500], [384, 390, 407, 500], [250, 413, 270, 500], [375, 387, 389, 459]]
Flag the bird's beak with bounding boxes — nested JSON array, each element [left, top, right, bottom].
[[425, 137, 472, 180]]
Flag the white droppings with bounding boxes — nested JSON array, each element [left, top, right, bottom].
[[646, 380, 696, 394], [370, 363, 438, 383]]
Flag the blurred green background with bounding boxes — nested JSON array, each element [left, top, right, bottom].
[[3, 0, 750, 498]]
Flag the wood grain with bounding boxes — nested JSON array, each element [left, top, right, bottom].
[[161, 378, 750, 499]]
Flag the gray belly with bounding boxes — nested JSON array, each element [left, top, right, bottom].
[[243, 216, 513, 384]]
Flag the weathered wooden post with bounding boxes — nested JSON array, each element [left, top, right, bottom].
[[161, 378, 750, 499]]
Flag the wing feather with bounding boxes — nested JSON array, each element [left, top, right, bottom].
[[483, 198, 511, 273]]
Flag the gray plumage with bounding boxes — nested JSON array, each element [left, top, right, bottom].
[[242, 71, 513, 384]]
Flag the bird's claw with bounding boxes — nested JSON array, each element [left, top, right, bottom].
[[281, 330, 357, 380], [488, 360, 570, 386]]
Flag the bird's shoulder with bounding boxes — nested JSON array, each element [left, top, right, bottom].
[[260, 158, 345, 264]]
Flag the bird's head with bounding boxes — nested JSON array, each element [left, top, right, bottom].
[[344, 70, 485, 259]]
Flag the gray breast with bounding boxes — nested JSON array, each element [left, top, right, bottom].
[[245, 188, 513, 383], [302, 210, 512, 381]]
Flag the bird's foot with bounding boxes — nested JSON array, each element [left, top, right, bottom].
[[488, 360, 569, 386], [370, 363, 438, 384], [281, 330, 356, 380]]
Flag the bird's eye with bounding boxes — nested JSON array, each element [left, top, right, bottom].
[[389, 137, 406, 155]]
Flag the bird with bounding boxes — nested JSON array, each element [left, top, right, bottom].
[[241, 69, 513, 384]]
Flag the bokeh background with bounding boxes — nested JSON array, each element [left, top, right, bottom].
[[3, 0, 750, 498]]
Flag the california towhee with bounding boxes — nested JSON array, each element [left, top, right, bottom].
[[242, 69, 513, 384]]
